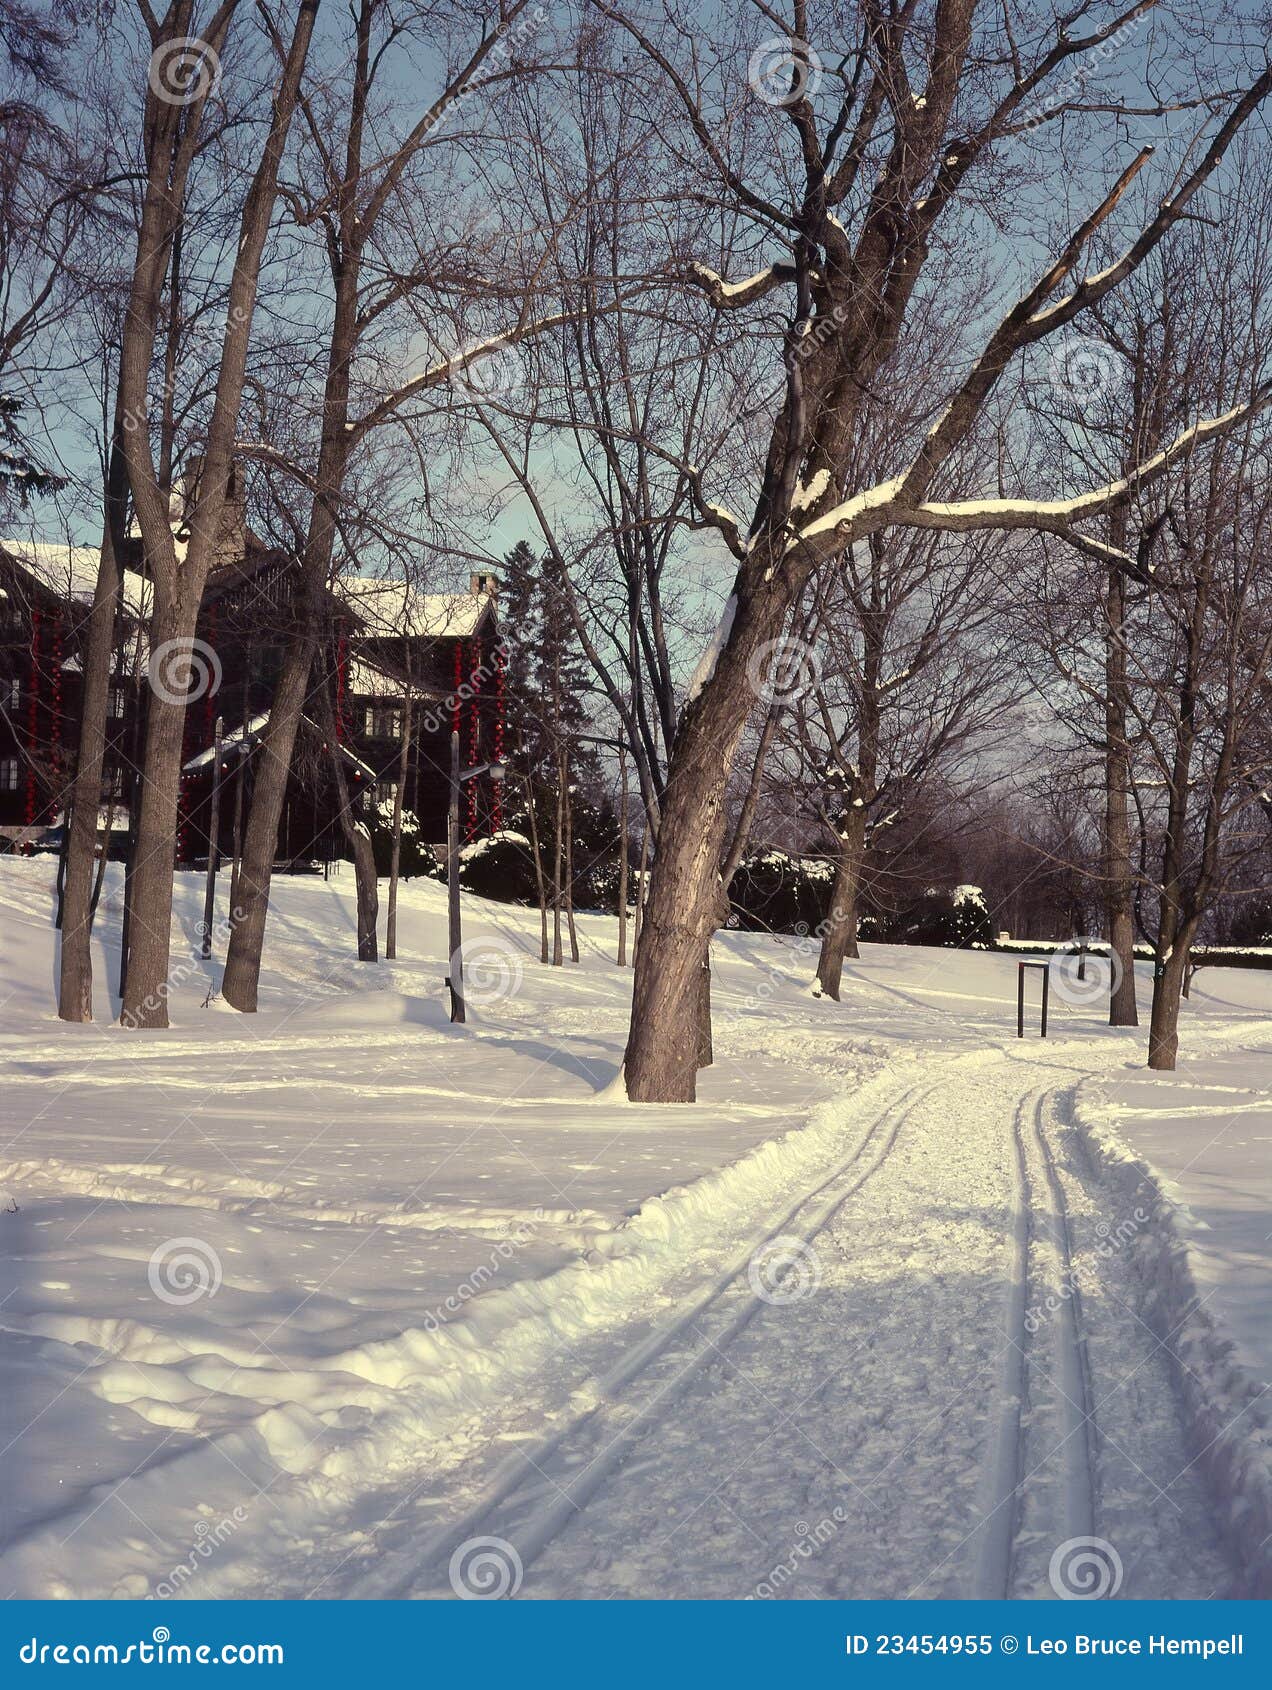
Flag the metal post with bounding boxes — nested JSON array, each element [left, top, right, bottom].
[[1017, 961, 1025, 1039], [1076, 941, 1087, 983], [201, 716, 223, 959], [447, 728, 465, 1023], [1040, 966, 1050, 1039]]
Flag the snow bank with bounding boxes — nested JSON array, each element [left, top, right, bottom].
[[1072, 1091, 1272, 1596]]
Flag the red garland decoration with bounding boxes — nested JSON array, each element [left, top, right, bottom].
[[51, 610, 64, 798], [25, 608, 40, 832], [491, 638, 505, 833], [467, 635, 482, 843], [335, 625, 348, 743]]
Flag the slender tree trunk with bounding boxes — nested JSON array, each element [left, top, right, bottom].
[[551, 747, 564, 966], [1105, 556, 1139, 1026], [522, 760, 549, 963], [385, 692, 412, 960], [617, 747, 629, 966], [563, 755, 579, 963], [221, 635, 313, 1008], [631, 822, 649, 967], [815, 807, 867, 1000], [58, 446, 127, 1020]]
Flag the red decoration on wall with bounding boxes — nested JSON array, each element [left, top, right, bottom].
[[466, 636, 482, 843], [491, 638, 505, 833], [24, 608, 40, 832], [50, 610, 64, 800], [335, 624, 348, 743]]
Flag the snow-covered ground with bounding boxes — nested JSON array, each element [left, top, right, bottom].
[[0, 857, 1269, 1599]]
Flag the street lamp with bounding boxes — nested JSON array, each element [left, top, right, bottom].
[[446, 727, 506, 1023]]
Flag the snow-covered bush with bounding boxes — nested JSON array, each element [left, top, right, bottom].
[[728, 849, 833, 934], [457, 829, 538, 904], [888, 884, 993, 949], [367, 804, 443, 881]]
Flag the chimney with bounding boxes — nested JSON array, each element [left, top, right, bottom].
[[470, 571, 497, 596]]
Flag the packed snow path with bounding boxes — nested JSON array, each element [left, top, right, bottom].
[[350, 1061, 1229, 1600]]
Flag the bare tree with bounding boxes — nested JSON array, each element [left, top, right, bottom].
[[597, 2, 1272, 1099]]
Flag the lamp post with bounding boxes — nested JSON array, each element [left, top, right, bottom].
[[445, 727, 505, 1023]]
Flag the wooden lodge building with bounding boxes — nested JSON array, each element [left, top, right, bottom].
[[0, 523, 505, 868]]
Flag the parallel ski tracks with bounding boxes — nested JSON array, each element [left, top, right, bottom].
[[366, 1081, 935, 1599], [975, 1086, 1098, 1599]]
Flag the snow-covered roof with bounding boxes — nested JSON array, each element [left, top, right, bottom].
[[0, 539, 152, 620], [183, 711, 376, 782], [337, 576, 494, 640]]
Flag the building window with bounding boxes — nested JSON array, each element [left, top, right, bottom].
[[1, 756, 18, 792], [375, 779, 397, 810], [108, 686, 126, 720], [365, 705, 403, 740], [103, 765, 126, 799], [4, 676, 18, 712]]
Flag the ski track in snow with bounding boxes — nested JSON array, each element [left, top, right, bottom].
[[347, 1069, 1231, 1602]]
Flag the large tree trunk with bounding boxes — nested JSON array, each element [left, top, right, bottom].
[[815, 807, 867, 1000], [625, 588, 780, 1100], [1148, 942, 1192, 1071], [120, 598, 206, 1026], [58, 449, 127, 1021], [1105, 554, 1139, 1026]]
